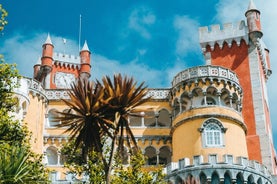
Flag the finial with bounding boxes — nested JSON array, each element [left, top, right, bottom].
[[81, 40, 90, 52], [247, 0, 260, 13], [248, 0, 257, 10], [36, 57, 41, 65], [44, 33, 53, 45]]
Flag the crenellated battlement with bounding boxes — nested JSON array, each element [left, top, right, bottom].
[[53, 52, 81, 70], [199, 20, 249, 51], [165, 154, 272, 183]]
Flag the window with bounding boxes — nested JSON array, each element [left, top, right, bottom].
[[47, 109, 60, 127], [200, 118, 226, 148], [46, 146, 58, 165], [211, 172, 220, 184], [205, 123, 221, 146]]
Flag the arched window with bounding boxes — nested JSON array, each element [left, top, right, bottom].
[[200, 118, 226, 148], [224, 172, 232, 184], [176, 176, 183, 184], [173, 98, 180, 117], [157, 109, 171, 127], [144, 111, 156, 127], [144, 146, 156, 165], [211, 172, 220, 184], [46, 146, 58, 165], [236, 173, 244, 184], [159, 146, 171, 165], [47, 109, 60, 127], [201, 96, 216, 106], [247, 175, 255, 184], [205, 123, 221, 146], [199, 172, 207, 184], [129, 113, 142, 127]]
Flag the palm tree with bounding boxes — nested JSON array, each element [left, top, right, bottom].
[[55, 75, 150, 183], [101, 74, 150, 183], [53, 79, 114, 171]]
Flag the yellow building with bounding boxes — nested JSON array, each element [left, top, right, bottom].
[[13, 0, 277, 183]]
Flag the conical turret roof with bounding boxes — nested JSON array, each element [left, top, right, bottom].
[[81, 40, 90, 52], [246, 0, 260, 15], [44, 33, 53, 45]]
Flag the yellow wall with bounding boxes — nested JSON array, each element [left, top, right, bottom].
[[171, 108, 248, 162], [23, 93, 46, 154]]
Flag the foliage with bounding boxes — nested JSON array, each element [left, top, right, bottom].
[[61, 140, 166, 184], [54, 74, 150, 183], [0, 49, 49, 182], [0, 58, 20, 113], [111, 152, 166, 184], [101, 74, 150, 155], [0, 143, 49, 184], [61, 140, 106, 184], [0, 4, 8, 32]]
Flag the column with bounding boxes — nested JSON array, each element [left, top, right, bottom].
[[217, 92, 221, 106], [156, 150, 160, 165], [203, 91, 207, 106]]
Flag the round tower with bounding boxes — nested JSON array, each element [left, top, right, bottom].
[[165, 66, 272, 183], [245, 0, 263, 40], [41, 34, 54, 74], [33, 57, 41, 80], [170, 65, 247, 162], [79, 40, 91, 80]]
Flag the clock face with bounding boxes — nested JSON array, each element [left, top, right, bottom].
[[54, 72, 75, 89]]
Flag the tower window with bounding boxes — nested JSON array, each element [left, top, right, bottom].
[[201, 97, 216, 106], [205, 123, 222, 146], [199, 118, 226, 148]]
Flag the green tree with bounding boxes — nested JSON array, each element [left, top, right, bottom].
[[0, 7, 49, 182], [0, 4, 8, 32], [111, 152, 166, 184], [61, 140, 166, 184], [0, 60, 50, 183]]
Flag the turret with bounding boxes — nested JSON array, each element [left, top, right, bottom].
[[245, 0, 263, 40], [170, 66, 247, 163], [33, 57, 41, 80], [41, 34, 54, 74], [79, 40, 91, 79]]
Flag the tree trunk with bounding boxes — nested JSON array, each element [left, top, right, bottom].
[[106, 135, 117, 184]]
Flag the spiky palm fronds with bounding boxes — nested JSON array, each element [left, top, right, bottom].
[[0, 144, 49, 184], [101, 74, 150, 155], [53, 79, 114, 158]]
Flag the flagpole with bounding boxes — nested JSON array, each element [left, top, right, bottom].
[[79, 14, 82, 51]]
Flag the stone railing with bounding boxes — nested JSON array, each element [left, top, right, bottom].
[[45, 90, 70, 100], [145, 89, 170, 100], [172, 65, 240, 87]]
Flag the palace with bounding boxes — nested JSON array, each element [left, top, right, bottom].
[[13, 0, 277, 183]]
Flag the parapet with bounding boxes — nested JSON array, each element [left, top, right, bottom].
[[199, 21, 249, 51], [165, 154, 272, 183], [172, 65, 240, 87], [53, 52, 81, 69]]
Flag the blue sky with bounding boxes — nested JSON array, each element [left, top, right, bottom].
[[1, 0, 277, 148]]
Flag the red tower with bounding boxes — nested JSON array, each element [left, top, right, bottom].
[[199, 0, 276, 174], [79, 40, 91, 80], [34, 35, 92, 89]]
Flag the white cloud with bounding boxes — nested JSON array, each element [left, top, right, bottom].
[[0, 31, 165, 88], [128, 6, 156, 39], [0, 32, 79, 78], [92, 54, 165, 87], [215, 0, 277, 143], [173, 15, 200, 57]]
